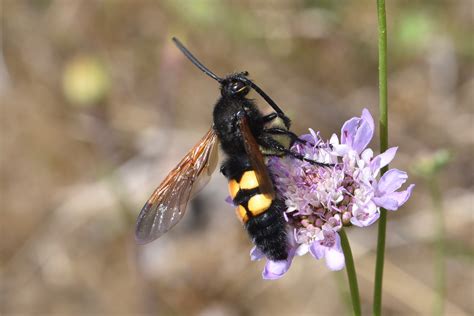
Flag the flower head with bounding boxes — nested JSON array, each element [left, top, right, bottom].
[[255, 109, 414, 279]]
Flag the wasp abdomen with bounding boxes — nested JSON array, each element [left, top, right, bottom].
[[245, 199, 288, 261], [228, 170, 273, 222], [224, 162, 288, 261]]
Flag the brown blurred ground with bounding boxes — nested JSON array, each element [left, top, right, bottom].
[[1, 0, 473, 315]]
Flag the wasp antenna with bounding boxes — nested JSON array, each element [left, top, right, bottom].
[[242, 78, 286, 117], [172, 37, 224, 83]]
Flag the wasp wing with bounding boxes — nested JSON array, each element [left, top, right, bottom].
[[135, 128, 219, 244], [239, 115, 276, 199]]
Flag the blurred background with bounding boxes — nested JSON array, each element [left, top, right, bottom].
[[1, 0, 472, 315]]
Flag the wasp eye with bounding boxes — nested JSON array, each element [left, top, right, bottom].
[[222, 79, 248, 97], [231, 82, 245, 93]]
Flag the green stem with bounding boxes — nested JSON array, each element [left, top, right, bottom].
[[334, 270, 353, 316], [373, 209, 386, 316], [373, 0, 389, 315], [339, 228, 361, 316], [429, 178, 445, 316]]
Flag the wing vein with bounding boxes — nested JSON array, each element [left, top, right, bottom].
[[135, 129, 219, 244]]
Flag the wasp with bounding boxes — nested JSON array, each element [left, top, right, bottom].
[[135, 38, 328, 261]]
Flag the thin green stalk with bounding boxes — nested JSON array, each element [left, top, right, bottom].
[[334, 270, 353, 316], [373, 209, 387, 316], [429, 178, 445, 316], [339, 228, 361, 316], [373, 0, 389, 315]]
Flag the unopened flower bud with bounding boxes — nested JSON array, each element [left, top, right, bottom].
[[342, 212, 352, 225]]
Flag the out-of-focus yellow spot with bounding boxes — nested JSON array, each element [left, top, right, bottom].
[[62, 55, 110, 107]]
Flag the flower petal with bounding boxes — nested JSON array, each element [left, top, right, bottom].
[[350, 201, 380, 227], [225, 196, 235, 206], [296, 243, 310, 256], [309, 241, 325, 259], [361, 108, 375, 132], [341, 117, 360, 146], [393, 183, 415, 205], [371, 147, 398, 175], [299, 133, 316, 144], [325, 250, 345, 270], [374, 184, 415, 211], [376, 169, 408, 195], [352, 120, 373, 153], [341, 109, 375, 153], [309, 128, 319, 142], [262, 257, 293, 280], [325, 238, 345, 271], [372, 196, 399, 210], [333, 144, 350, 156], [361, 148, 374, 162], [250, 246, 264, 261], [351, 212, 380, 227], [329, 133, 340, 145]]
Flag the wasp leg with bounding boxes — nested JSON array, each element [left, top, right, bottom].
[[259, 112, 278, 123], [259, 135, 334, 167], [263, 127, 307, 144], [259, 112, 291, 129], [265, 127, 335, 149]]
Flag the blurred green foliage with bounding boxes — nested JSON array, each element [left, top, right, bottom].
[[396, 11, 435, 52], [412, 150, 453, 178]]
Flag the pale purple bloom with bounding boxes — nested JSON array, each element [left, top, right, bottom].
[[250, 108, 414, 280], [250, 237, 296, 280], [309, 229, 345, 271], [373, 169, 415, 211]]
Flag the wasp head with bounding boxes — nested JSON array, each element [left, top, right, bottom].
[[221, 72, 251, 97]]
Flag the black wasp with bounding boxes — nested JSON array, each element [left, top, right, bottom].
[[135, 38, 328, 261]]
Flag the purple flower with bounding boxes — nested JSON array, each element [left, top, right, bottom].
[[309, 229, 345, 271], [339, 108, 375, 154], [250, 108, 414, 280], [373, 169, 415, 211], [250, 237, 296, 280]]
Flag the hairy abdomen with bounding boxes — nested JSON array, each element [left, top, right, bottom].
[[222, 156, 288, 261]]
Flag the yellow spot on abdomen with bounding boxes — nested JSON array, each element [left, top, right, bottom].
[[228, 179, 240, 199], [239, 171, 259, 190], [236, 205, 249, 223], [248, 194, 273, 216]]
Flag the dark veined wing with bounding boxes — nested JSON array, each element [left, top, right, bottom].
[[135, 128, 219, 244], [238, 115, 276, 199]]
